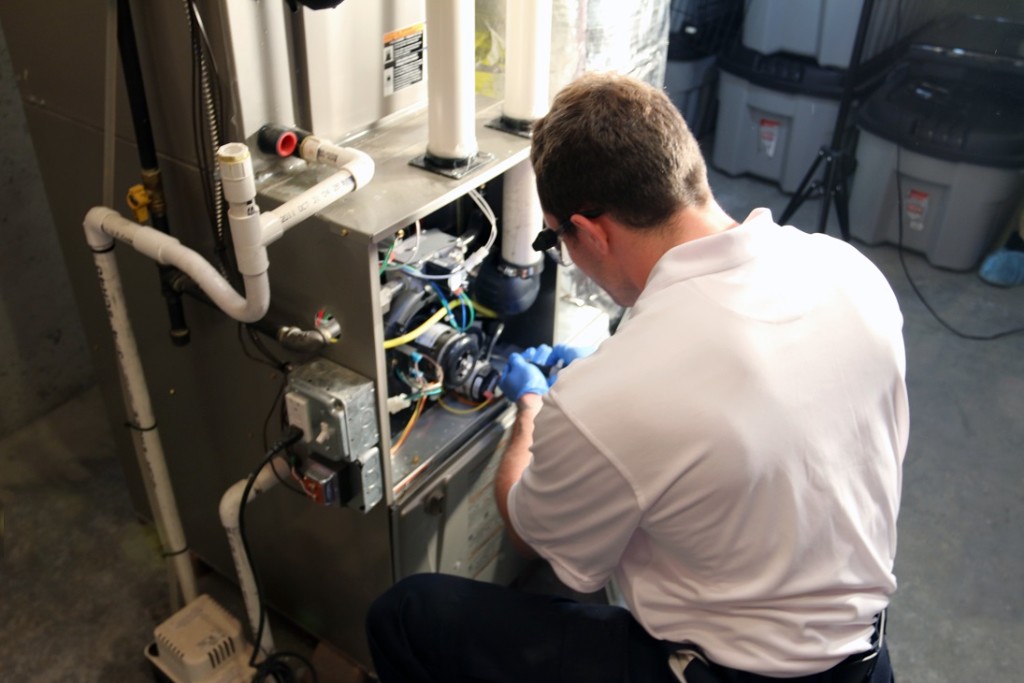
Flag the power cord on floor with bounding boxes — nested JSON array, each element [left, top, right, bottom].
[[895, 209, 1024, 341], [238, 426, 320, 683], [890, 0, 1024, 341]]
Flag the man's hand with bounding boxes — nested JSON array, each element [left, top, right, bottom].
[[499, 351, 550, 401], [549, 343, 595, 367], [500, 344, 596, 401]]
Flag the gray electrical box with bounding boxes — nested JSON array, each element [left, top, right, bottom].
[[286, 359, 379, 462], [285, 359, 383, 512]]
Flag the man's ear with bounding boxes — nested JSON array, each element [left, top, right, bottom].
[[572, 213, 611, 255]]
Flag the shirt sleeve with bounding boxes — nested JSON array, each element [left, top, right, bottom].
[[507, 393, 643, 593]]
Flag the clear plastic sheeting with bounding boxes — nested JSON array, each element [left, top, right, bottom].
[[475, 0, 671, 102], [583, 0, 671, 87]]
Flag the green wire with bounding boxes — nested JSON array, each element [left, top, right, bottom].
[[460, 293, 475, 329], [378, 240, 398, 275]]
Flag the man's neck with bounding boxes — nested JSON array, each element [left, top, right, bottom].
[[623, 201, 739, 290]]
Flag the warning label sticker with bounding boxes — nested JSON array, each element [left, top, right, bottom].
[[904, 188, 929, 232], [383, 23, 425, 97], [759, 118, 781, 158]]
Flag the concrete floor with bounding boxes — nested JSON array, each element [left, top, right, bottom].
[[1, 170, 1022, 681]]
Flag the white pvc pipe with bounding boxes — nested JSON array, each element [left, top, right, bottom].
[[84, 141, 374, 325], [258, 137, 374, 245], [81, 138, 374, 626], [85, 207, 271, 323], [88, 245, 199, 607], [218, 457, 292, 659], [501, 160, 544, 266], [425, 0, 478, 161], [500, 0, 552, 266], [299, 136, 375, 185], [504, 0, 552, 123]]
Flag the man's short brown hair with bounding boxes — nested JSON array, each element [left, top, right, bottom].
[[531, 72, 711, 229]]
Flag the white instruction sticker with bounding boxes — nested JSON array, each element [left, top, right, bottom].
[[383, 24, 425, 97]]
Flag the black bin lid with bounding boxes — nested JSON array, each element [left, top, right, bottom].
[[910, 14, 1024, 78], [718, 41, 846, 99], [855, 64, 1024, 168]]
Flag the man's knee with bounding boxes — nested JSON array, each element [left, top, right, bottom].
[[366, 573, 462, 640]]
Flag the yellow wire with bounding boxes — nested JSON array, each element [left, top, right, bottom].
[[471, 300, 498, 319], [383, 300, 467, 349], [390, 396, 426, 454], [438, 396, 493, 415]]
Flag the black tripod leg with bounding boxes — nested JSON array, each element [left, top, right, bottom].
[[833, 164, 851, 242], [815, 151, 840, 234], [781, 148, 826, 225]]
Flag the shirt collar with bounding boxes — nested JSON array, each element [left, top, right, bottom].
[[640, 208, 778, 298]]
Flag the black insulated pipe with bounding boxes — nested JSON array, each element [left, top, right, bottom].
[[117, 0, 191, 345]]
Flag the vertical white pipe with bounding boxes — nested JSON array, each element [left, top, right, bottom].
[[501, 0, 552, 265], [504, 0, 552, 124], [425, 0, 477, 162], [501, 161, 544, 266], [90, 248, 199, 606], [219, 461, 289, 658]]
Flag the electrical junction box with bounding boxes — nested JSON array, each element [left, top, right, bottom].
[[285, 359, 383, 512], [145, 594, 253, 683]]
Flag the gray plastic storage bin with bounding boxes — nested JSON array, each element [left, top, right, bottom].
[[711, 53, 842, 192], [665, 55, 717, 137], [909, 14, 1024, 79], [850, 131, 1023, 271], [849, 71, 1024, 271], [742, 0, 864, 69]]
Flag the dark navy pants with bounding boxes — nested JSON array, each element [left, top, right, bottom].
[[365, 573, 894, 683]]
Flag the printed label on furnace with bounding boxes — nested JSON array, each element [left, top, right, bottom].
[[384, 24, 425, 97]]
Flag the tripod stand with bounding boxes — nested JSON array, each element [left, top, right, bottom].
[[778, 0, 877, 239]]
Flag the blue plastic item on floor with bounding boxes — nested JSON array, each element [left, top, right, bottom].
[[979, 248, 1024, 287]]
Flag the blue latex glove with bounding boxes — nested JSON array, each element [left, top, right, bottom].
[[520, 344, 554, 366], [548, 343, 596, 367], [520, 344, 563, 388], [499, 344, 596, 401], [499, 352, 549, 401]]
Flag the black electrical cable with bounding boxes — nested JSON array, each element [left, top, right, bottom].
[[237, 323, 287, 372], [238, 427, 320, 683], [895, 175, 1024, 340], [263, 374, 308, 498], [249, 326, 289, 368], [891, 0, 1024, 341], [235, 323, 308, 497]]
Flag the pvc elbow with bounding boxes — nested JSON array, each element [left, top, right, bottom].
[[219, 456, 290, 529], [83, 206, 120, 251], [342, 148, 375, 189], [218, 479, 246, 531], [299, 136, 375, 188]]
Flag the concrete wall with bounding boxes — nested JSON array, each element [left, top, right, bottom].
[[0, 26, 93, 438]]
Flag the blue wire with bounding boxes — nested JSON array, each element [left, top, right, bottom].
[[429, 281, 457, 329], [458, 292, 469, 330]]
